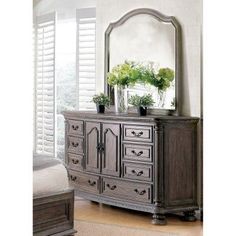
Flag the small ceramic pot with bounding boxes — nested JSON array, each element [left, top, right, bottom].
[[138, 107, 147, 116], [97, 105, 105, 113]]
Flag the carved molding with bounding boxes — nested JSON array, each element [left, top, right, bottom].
[[103, 128, 119, 172]]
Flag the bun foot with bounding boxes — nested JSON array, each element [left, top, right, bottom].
[[152, 213, 166, 225], [182, 210, 197, 222]]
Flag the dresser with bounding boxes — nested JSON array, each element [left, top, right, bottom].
[[63, 111, 199, 224]]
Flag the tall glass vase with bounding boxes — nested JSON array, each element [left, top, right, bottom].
[[157, 90, 166, 108], [114, 85, 128, 113]]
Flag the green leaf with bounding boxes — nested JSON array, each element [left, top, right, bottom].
[[107, 61, 174, 92], [92, 93, 110, 107], [128, 94, 154, 108]]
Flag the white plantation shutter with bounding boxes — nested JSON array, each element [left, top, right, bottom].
[[34, 13, 56, 157], [76, 8, 96, 110]]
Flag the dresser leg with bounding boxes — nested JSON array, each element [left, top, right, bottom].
[[200, 208, 203, 221], [182, 210, 197, 222], [152, 213, 166, 225]]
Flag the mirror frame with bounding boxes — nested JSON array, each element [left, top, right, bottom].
[[104, 8, 182, 115]]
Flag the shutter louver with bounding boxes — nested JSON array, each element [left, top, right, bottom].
[[76, 8, 96, 110], [34, 13, 56, 157]]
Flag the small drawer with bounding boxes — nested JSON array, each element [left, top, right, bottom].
[[67, 119, 84, 136], [123, 144, 152, 162], [69, 171, 100, 194], [68, 154, 83, 171], [67, 136, 84, 154], [123, 163, 152, 182], [123, 125, 153, 143], [101, 178, 152, 203]]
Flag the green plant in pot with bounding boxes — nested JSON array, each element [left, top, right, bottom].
[[128, 94, 154, 116], [107, 61, 141, 88], [107, 61, 175, 111], [107, 61, 141, 113], [149, 67, 175, 108], [92, 93, 110, 113]]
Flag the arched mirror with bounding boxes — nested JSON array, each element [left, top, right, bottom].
[[104, 8, 181, 115]]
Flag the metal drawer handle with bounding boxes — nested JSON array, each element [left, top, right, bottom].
[[131, 131, 143, 137], [72, 159, 79, 164], [88, 180, 96, 186], [106, 184, 117, 190], [131, 170, 144, 176], [131, 150, 143, 156], [70, 175, 77, 181], [134, 189, 146, 195], [71, 142, 79, 147], [72, 125, 79, 130]]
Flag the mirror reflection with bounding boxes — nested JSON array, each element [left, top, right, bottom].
[[107, 12, 177, 111]]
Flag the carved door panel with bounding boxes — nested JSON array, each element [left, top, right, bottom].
[[85, 122, 100, 173], [101, 123, 120, 176]]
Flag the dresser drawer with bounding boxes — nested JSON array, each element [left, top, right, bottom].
[[67, 136, 84, 154], [123, 144, 152, 162], [123, 125, 153, 142], [69, 171, 100, 194], [67, 153, 83, 171], [67, 119, 84, 136], [101, 178, 152, 203], [123, 163, 152, 182]]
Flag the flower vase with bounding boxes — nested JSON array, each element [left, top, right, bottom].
[[157, 90, 166, 108], [114, 85, 128, 113]]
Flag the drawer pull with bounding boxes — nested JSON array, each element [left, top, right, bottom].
[[88, 180, 96, 186], [106, 184, 117, 190], [131, 170, 144, 176], [131, 150, 143, 156], [72, 125, 79, 130], [134, 189, 146, 195], [70, 175, 77, 181], [72, 159, 79, 164], [71, 142, 79, 147], [131, 131, 143, 137]]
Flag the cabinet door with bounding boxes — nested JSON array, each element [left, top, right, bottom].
[[85, 122, 100, 173], [101, 123, 120, 176]]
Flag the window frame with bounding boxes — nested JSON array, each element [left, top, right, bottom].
[[33, 12, 56, 158]]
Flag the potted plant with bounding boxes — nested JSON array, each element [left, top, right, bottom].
[[108, 61, 174, 92], [107, 61, 141, 113], [128, 94, 154, 116], [92, 93, 110, 113], [142, 66, 175, 108], [107, 61, 140, 87], [107, 61, 174, 111]]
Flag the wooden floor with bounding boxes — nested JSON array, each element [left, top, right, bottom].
[[74, 197, 203, 236]]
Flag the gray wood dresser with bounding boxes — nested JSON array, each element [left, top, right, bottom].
[[63, 111, 199, 224]]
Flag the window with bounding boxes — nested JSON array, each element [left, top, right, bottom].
[[76, 8, 96, 110], [34, 12, 56, 157], [34, 8, 96, 159], [56, 19, 76, 159]]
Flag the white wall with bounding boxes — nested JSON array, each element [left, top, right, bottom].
[[33, 0, 96, 20], [96, 0, 202, 116]]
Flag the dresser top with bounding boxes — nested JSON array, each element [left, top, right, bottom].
[[63, 111, 199, 123]]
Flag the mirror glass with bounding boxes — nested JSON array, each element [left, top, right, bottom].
[[107, 12, 177, 111]]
